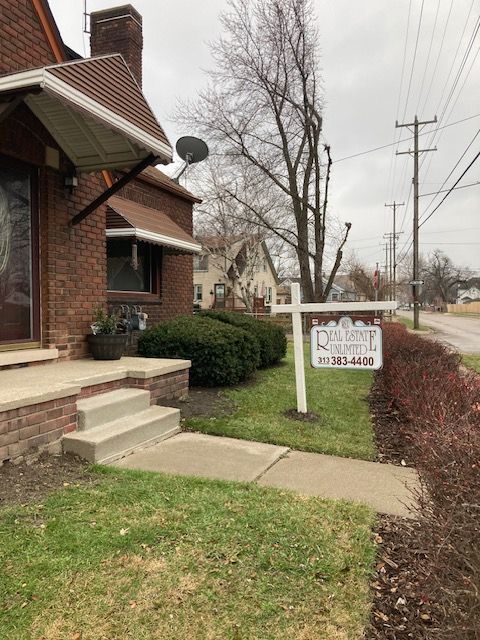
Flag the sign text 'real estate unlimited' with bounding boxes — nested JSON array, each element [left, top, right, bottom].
[[310, 316, 383, 370]]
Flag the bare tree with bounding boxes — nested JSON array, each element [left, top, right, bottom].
[[421, 250, 467, 306], [178, 0, 351, 302], [345, 256, 387, 301]]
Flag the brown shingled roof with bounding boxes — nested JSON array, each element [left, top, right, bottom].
[[136, 166, 202, 204], [106, 196, 201, 253], [47, 55, 170, 149]]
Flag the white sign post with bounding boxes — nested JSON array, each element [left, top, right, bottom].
[[270, 283, 397, 413]]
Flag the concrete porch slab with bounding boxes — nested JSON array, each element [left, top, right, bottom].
[[0, 356, 190, 412], [258, 451, 419, 517], [113, 432, 290, 483]]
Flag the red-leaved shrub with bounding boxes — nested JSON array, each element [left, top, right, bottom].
[[377, 323, 480, 638]]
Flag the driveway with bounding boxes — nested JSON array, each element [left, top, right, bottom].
[[399, 310, 480, 354]]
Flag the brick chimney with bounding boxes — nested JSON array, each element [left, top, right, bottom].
[[90, 4, 143, 87]]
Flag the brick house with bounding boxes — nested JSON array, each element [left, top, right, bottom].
[[0, 1, 200, 364], [0, 1, 200, 464]]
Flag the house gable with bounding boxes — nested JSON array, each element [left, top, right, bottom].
[[0, 0, 64, 74]]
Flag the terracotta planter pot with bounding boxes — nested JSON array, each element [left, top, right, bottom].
[[87, 334, 127, 360]]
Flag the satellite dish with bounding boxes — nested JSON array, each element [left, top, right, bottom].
[[173, 136, 209, 183], [176, 136, 209, 164]]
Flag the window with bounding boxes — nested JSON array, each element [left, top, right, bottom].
[[262, 259, 267, 272], [265, 287, 272, 303], [107, 239, 153, 292], [331, 293, 339, 301], [194, 284, 203, 302], [193, 254, 209, 271]]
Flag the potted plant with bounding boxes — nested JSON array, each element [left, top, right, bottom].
[[87, 307, 127, 360]]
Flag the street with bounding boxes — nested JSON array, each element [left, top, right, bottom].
[[398, 310, 480, 354]]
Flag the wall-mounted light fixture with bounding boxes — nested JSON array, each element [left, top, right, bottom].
[[64, 172, 78, 194]]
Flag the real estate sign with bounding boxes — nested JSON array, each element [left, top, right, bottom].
[[310, 316, 383, 370]]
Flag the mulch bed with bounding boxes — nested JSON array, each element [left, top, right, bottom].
[[0, 453, 95, 507], [366, 373, 443, 639], [364, 515, 442, 639], [369, 378, 415, 467]]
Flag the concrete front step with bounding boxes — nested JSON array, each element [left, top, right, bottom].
[[63, 405, 181, 464], [77, 388, 151, 431]]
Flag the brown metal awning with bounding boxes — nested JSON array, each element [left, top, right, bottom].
[[0, 55, 172, 171], [106, 196, 201, 254]]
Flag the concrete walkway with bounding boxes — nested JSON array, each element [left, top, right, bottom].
[[113, 432, 419, 518]]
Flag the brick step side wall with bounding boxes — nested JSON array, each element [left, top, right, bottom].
[[0, 370, 189, 465]]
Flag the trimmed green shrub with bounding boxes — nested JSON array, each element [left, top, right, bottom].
[[138, 315, 260, 387], [201, 310, 287, 368]]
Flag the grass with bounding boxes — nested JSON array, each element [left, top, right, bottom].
[[187, 345, 375, 460], [463, 354, 480, 373], [0, 466, 375, 640], [395, 315, 429, 331]]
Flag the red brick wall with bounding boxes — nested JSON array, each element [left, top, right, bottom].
[[0, 0, 56, 73], [108, 179, 194, 352], [0, 396, 77, 464]]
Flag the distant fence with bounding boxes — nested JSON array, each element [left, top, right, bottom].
[[447, 302, 480, 314]]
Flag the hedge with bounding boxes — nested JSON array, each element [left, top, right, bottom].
[[201, 310, 287, 368], [376, 323, 480, 637], [137, 315, 260, 387]]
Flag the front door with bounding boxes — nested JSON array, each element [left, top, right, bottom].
[[0, 159, 40, 347], [214, 283, 225, 309]]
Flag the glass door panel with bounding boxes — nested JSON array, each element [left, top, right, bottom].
[[0, 164, 37, 344]]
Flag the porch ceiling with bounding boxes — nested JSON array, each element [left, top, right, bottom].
[[0, 55, 172, 171]]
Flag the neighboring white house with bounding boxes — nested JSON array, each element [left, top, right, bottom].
[[456, 279, 480, 304], [193, 236, 279, 311]]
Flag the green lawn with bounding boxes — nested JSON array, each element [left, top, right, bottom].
[[0, 466, 375, 640], [463, 354, 480, 373], [187, 345, 375, 460], [395, 315, 429, 331]]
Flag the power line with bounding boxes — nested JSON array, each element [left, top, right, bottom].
[[415, 0, 442, 114], [419, 180, 479, 197], [386, 0, 413, 202], [420, 128, 480, 218], [418, 0, 454, 116], [400, 0, 425, 124], [419, 150, 480, 228], [419, 7, 479, 179], [334, 113, 480, 163]]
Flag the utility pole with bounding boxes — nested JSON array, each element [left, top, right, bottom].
[[385, 202, 404, 306], [396, 115, 437, 329], [383, 242, 389, 300]]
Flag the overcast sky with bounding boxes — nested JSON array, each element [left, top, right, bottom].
[[49, 0, 480, 274]]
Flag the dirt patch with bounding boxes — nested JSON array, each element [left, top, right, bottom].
[[0, 452, 95, 507], [365, 515, 442, 639], [283, 408, 321, 423], [369, 378, 415, 466], [165, 387, 235, 420]]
